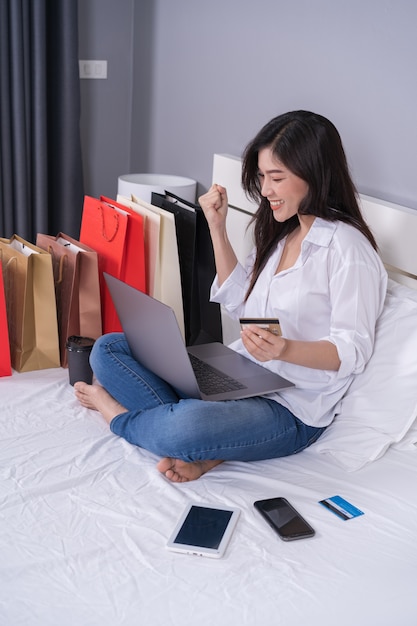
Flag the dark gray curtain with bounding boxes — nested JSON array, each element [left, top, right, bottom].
[[0, 0, 83, 242]]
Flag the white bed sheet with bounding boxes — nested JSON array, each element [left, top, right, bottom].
[[1, 368, 417, 626]]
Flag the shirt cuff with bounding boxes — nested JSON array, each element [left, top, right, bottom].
[[210, 263, 248, 307], [328, 335, 362, 379]]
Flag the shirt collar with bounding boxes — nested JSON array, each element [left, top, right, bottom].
[[303, 217, 337, 248]]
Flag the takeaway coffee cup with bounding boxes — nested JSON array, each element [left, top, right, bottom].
[[66, 336, 95, 386]]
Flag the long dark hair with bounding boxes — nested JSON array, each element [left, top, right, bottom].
[[241, 110, 377, 299]]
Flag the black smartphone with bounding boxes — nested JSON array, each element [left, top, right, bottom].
[[254, 497, 315, 541]]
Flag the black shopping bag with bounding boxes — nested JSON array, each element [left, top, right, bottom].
[[151, 191, 222, 346]]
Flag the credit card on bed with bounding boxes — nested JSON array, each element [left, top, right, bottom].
[[319, 496, 364, 521], [239, 318, 282, 336]]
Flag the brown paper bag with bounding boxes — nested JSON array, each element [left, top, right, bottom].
[[36, 233, 102, 366], [0, 236, 60, 372]]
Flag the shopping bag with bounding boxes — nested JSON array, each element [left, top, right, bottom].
[[151, 192, 222, 345], [116, 194, 161, 298], [99, 196, 148, 288], [0, 262, 12, 377], [0, 236, 60, 372], [151, 192, 197, 345], [119, 193, 185, 340], [36, 233, 102, 366], [79, 196, 146, 334]]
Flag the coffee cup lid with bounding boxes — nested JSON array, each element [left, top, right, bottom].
[[66, 336, 96, 351]]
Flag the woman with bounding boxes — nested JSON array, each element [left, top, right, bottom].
[[75, 110, 387, 482]]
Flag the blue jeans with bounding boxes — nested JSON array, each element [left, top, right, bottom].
[[89, 333, 325, 462]]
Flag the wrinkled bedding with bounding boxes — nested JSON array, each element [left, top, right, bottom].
[[1, 368, 417, 626]]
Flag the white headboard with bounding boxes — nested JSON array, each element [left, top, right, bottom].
[[212, 153, 417, 343], [359, 194, 417, 287], [212, 153, 417, 286]]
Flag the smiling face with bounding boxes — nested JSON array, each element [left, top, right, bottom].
[[258, 147, 309, 223]]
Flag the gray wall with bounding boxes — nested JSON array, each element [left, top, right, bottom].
[[79, 0, 417, 210], [78, 0, 134, 199]]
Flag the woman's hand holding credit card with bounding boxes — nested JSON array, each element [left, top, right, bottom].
[[239, 318, 282, 336], [239, 318, 288, 363]]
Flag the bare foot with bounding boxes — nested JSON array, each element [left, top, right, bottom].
[[74, 382, 127, 425], [157, 457, 223, 482]]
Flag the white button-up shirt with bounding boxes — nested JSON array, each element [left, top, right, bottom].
[[210, 217, 387, 427]]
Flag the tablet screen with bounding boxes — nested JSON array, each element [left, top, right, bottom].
[[173, 505, 233, 549], [167, 503, 240, 557]]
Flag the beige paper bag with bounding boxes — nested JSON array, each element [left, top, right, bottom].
[[117, 194, 185, 339]]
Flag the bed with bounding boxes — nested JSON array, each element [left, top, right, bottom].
[[1, 154, 417, 626]]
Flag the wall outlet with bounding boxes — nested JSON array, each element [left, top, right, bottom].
[[79, 60, 108, 79]]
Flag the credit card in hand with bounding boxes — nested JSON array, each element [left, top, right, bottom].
[[239, 318, 282, 336]]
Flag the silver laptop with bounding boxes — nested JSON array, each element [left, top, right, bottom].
[[104, 273, 294, 401]]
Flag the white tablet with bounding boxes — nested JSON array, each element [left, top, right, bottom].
[[166, 502, 240, 558]]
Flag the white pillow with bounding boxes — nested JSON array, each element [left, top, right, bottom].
[[314, 279, 417, 471]]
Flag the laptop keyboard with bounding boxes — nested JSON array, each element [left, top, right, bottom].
[[188, 353, 247, 395]]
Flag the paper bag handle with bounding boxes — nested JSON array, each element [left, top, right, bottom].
[[99, 205, 120, 242], [47, 246, 67, 285]]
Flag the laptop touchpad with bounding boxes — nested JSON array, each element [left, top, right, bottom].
[[205, 354, 259, 378]]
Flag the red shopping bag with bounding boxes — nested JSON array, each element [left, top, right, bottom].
[[100, 196, 147, 292], [80, 196, 146, 334], [0, 262, 12, 376]]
